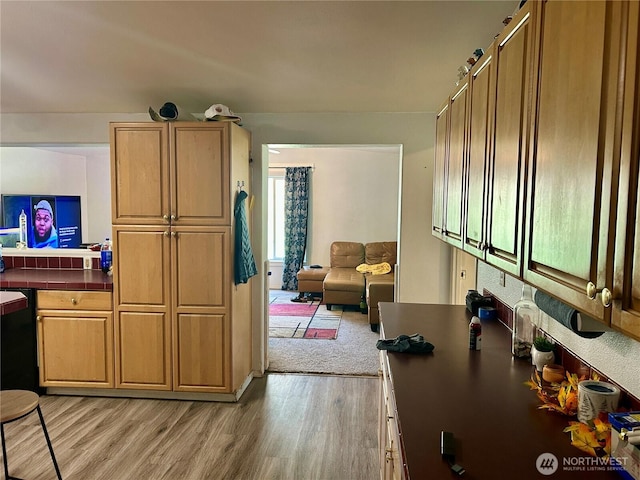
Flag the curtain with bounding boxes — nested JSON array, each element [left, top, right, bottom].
[[281, 167, 311, 290]]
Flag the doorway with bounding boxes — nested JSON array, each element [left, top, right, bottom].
[[264, 144, 402, 372]]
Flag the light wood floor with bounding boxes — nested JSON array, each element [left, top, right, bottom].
[[1, 374, 379, 480]]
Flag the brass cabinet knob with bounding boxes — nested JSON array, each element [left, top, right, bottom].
[[163, 231, 169, 237], [162, 214, 169, 221], [170, 214, 176, 221], [586, 281, 597, 299], [71, 298, 77, 305], [36, 315, 41, 321], [601, 288, 612, 308], [171, 231, 177, 237]]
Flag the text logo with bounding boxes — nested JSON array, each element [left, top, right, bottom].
[[536, 453, 559, 475]]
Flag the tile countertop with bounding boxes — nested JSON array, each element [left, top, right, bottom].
[[0, 268, 113, 291], [0, 291, 28, 315]]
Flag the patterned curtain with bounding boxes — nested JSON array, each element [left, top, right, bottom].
[[281, 167, 311, 290]]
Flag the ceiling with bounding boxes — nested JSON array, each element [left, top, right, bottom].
[[0, 1, 518, 116]]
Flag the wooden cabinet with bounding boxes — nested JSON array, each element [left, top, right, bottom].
[[432, 80, 468, 248], [433, 1, 640, 339], [111, 121, 253, 395], [37, 290, 113, 388], [612, 0, 640, 341], [378, 348, 403, 480], [523, 0, 628, 322], [483, 1, 537, 276], [462, 45, 494, 259], [432, 100, 449, 238]]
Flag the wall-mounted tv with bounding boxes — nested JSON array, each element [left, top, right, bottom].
[[1, 194, 82, 249]]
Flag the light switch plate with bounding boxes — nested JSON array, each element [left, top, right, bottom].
[[83, 256, 92, 270]]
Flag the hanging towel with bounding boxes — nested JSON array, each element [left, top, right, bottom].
[[234, 190, 257, 285], [534, 290, 604, 339]]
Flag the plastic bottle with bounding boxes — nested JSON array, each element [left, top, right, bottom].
[[469, 315, 482, 350], [512, 283, 539, 358], [100, 238, 112, 274], [19, 209, 27, 246], [0, 244, 5, 273]]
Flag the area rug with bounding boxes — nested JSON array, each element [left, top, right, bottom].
[[268, 298, 380, 376], [269, 293, 341, 339]]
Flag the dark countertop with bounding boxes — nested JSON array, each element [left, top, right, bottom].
[[378, 302, 621, 480], [0, 268, 112, 291], [0, 291, 28, 315]]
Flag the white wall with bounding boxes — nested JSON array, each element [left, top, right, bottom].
[[0, 146, 112, 245], [272, 146, 400, 263], [477, 261, 640, 399]]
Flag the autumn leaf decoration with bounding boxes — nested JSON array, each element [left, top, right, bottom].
[[524, 369, 593, 416], [563, 414, 611, 458], [525, 369, 612, 458]]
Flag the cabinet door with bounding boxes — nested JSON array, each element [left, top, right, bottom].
[[463, 50, 494, 258], [485, 1, 536, 276], [38, 311, 113, 388], [110, 123, 170, 225], [171, 123, 231, 226], [523, 0, 625, 321], [612, 1, 640, 341], [115, 311, 172, 390], [443, 81, 468, 248], [174, 313, 227, 392], [113, 226, 172, 390], [171, 227, 230, 391], [432, 101, 449, 238]]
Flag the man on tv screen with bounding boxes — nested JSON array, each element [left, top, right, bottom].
[[31, 199, 58, 248]]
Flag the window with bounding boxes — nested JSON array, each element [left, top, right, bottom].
[[267, 172, 286, 261]]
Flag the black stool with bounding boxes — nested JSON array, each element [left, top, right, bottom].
[[0, 390, 62, 480]]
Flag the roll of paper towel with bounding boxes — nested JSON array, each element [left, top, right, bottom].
[[577, 380, 620, 423]]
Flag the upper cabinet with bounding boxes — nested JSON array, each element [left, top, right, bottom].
[[432, 79, 469, 249], [484, 1, 537, 277], [432, 0, 640, 341], [462, 45, 494, 260], [523, 0, 628, 322], [111, 122, 232, 226], [612, 1, 640, 340], [432, 100, 449, 239]]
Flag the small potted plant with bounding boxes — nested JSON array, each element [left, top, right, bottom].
[[531, 336, 555, 371]]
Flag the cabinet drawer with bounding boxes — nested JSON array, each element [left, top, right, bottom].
[[38, 290, 113, 311]]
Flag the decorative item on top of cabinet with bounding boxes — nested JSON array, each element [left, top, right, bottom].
[[37, 290, 114, 388], [110, 121, 254, 396], [522, 0, 631, 325]]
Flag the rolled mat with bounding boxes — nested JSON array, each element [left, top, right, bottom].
[[534, 289, 604, 339]]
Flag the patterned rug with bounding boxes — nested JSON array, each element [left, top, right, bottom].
[[269, 292, 342, 339]]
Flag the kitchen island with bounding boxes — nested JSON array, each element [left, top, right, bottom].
[[378, 302, 622, 479]]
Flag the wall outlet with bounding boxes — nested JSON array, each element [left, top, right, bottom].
[[83, 256, 92, 270], [499, 271, 506, 287]]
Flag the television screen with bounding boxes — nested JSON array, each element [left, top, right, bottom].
[[1, 194, 82, 249]]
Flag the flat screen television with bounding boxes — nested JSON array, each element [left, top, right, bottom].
[[1, 194, 82, 249]]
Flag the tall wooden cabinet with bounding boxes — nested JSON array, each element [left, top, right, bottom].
[[110, 121, 253, 395]]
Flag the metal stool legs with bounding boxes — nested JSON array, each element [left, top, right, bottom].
[[0, 405, 62, 480], [36, 405, 63, 480]]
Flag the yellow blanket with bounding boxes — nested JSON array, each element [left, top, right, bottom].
[[356, 262, 392, 275]]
